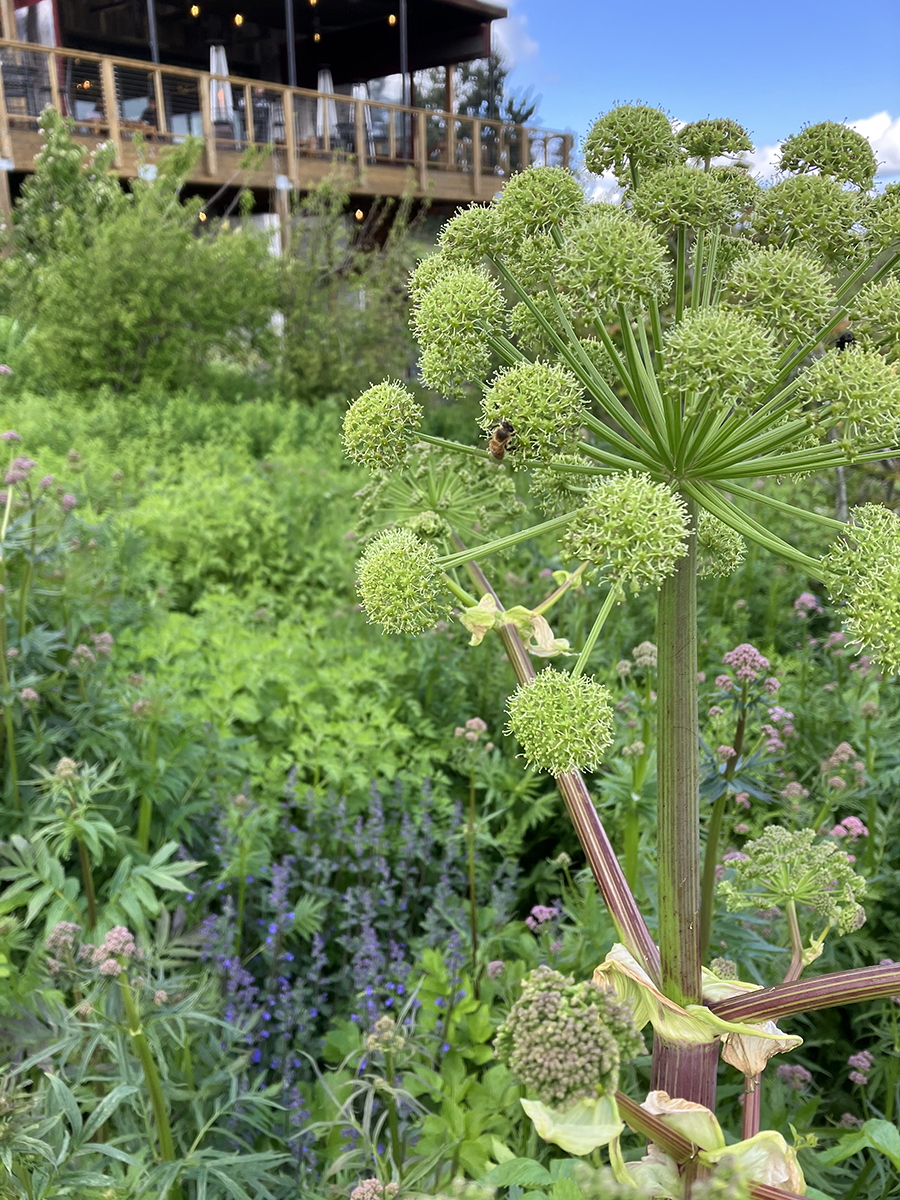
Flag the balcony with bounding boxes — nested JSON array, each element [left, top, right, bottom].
[[0, 39, 573, 207]]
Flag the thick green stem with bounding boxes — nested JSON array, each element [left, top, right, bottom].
[[120, 974, 183, 1199], [77, 835, 98, 929], [467, 772, 478, 986], [384, 1051, 404, 1176], [623, 797, 640, 893], [571, 586, 620, 678], [743, 1074, 762, 1139], [699, 792, 728, 955], [784, 900, 804, 983], [656, 496, 701, 1007]]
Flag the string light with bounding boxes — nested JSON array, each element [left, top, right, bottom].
[[388, 12, 396, 24], [313, 31, 320, 41], [309, 0, 317, 6], [355, 209, 364, 221], [199, 211, 207, 221], [234, 12, 243, 25], [190, 4, 199, 15]]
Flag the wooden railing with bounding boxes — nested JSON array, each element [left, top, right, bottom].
[[0, 39, 572, 201]]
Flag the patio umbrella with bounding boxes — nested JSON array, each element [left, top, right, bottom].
[[210, 45, 234, 124], [316, 68, 338, 142], [352, 82, 374, 159]]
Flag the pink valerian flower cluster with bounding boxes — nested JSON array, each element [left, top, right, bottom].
[[763, 676, 781, 694], [1, 430, 21, 442], [830, 816, 869, 841], [824, 631, 846, 656], [722, 643, 770, 684], [820, 742, 865, 790], [454, 717, 492, 748], [840, 1112, 863, 1128], [776, 1063, 813, 1090], [525, 904, 559, 932], [794, 592, 823, 617], [46, 921, 81, 955], [86, 925, 137, 977], [716, 849, 750, 882], [708, 705, 724, 718], [848, 1050, 874, 1087], [61, 493, 77, 513], [717, 745, 737, 760], [69, 644, 96, 668], [19, 687, 38, 704], [734, 792, 751, 810], [91, 631, 114, 656], [780, 781, 809, 803], [350, 1182, 399, 1200], [849, 654, 874, 678], [715, 674, 732, 691], [5, 456, 36, 486], [487, 960, 506, 979]]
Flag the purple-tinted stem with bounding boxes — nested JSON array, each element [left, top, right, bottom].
[[651, 1038, 718, 1113], [743, 1072, 762, 1139], [711, 962, 900, 1023], [456, 542, 660, 983]]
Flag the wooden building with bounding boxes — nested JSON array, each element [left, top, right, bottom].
[[0, 1, 572, 216]]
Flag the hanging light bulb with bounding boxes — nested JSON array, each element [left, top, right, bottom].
[[355, 209, 364, 221], [313, 31, 320, 41], [234, 12, 243, 25], [190, 4, 200, 15], [388, 12, 396, 24]]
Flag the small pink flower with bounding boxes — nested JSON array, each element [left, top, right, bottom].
[[715, 674, 732, 690], [99, 958, 122, 976], [794, 592, 822, 616], [734, 792, 751, 809], [487, 960, 505, 979], [723, 643, 770, 683], [827, 776, 846, 789], [780, 781, 809, 800], [697, 671, 706, 683], [823, 683, 837, 692], [539, 568, 554, 579], [723, 850, 749, 862], [454, 726, 465, 738], [0, 365, 13, 375], [465, 717, 487, 734], [464, 730, 478, 742], [763, 677, 780, 694], [1, 430, 21, 442], [708, 705, 724, 718], [38, 474, 53, 488], [19, 687, 38, 704], [735, 823, 749, 834], [717, 745, 737, 760], [153, 990, 168, 1006]]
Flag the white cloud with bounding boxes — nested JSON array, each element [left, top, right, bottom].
[[848, 112, 900, 174], [493, 1, 538, 69]]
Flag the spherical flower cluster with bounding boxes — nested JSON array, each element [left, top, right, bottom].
[[61, 493, 77, 513], [799, 346, 900, 449], [153, 990, 168, 1006], [562, 473, 689, 592], [342, 381, 423, 472], [495, 166, 585, 242], [411, 265, 506, 392], [751, 174, 862, 269], [830, 816, 868, 840], [778, 121, 877, 191], [631, 163, 736, 231], [99, 958, 122, 976], [408, 252, 451, 304], [487, 960, 506, 979], [583, 104, 678, 187], [679, 117, 753, 162], [506, 668, 615, 776], [438, 202, 500, 263], [825, 505, 900, 675], [46, 921, 82, 954], [19, 687, 39, 704], [718, 825, 867, 936], [865, 183, 900, 251], [529, 455, 590, 516], [526, 904, 559, 931], [350, 1181, 399, 1200], [723, 246, 835, 345], [494, 965, 645, 1107], [663, 309, 777, 416], [480, 361, 584, 463], [850, 276, 900, 363], [559, 203, 672, 315], [365, 1014, 406, 1055], [54, 757, 79, 779], [776, 1063, 814, 1090], [794, 592, 822, 616], [722, 642, 770, 683], [356, 528, 446, 635], [697, 511, 745, 578], [95, 925, 137, 960]]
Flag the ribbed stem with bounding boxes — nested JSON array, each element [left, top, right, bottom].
[[656, 497, 701, 1008], [651, 1038, 719, 1112], [711, 962, 900, 1023]]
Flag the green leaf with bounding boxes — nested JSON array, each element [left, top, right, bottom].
[[45, 1073, 83, 1139], [484, 1158, 553, 1186], [862, 1119, 900, 1170], [550, 1181, 582, 1200], [82, 1083, 138, 1142]]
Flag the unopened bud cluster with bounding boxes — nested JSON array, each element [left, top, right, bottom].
[[506, 668, 614, 776]]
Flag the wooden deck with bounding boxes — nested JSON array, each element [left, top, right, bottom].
[[0, 39, 572, 208]]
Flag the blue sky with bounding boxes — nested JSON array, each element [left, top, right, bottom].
[[495, 0, 900, 176]]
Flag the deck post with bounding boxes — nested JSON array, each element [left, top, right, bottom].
[[416, 107, 427, 192], [100, 57, 122, 167], [283, 87, 298, 185], [48, 52, 61, 113], [445, 65, 456, 168], [199, 73, 217, 175], [354, 93, 366, 183], [0, 0, 15, 41], [562, 133, 572, 171], [243, 83, 255, 145], [472, 118, 481, 196], [153, 67, 167, 134], [0, 63, 12, 163]]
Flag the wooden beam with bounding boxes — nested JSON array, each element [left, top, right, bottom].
[[0, 63, 13, 163], [100, 57, 121, 167], [416, 107, 426, 192], [472, 118, 481, 196], [445, 65, 456, 168], [282, 87, 298, 186], [0, 0, 15, 42], [199, 73, 216, 175], [354, 93, 366, 184]]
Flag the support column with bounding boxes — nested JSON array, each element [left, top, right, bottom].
[[146, 0, 159, 63]]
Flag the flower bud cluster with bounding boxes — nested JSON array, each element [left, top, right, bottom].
[[723, 247, 835, 345], [631, 164, 735, 231], [438, 203, 500, 264], [583, 104, 678, 187], [480, 361, 585, 463], [411, 265, 506, 392], [751, 175, 862, 269], [851, 276, 900, 363], [562, 473, 689, 592], [365, 1014, 406, 1055], [494, 965, 644, 1107], [722, 643, 770, 683], [495, 165, 585, 242], [825, 504, 900, 675], [776, 1063, 814, 1090], [632, 641, 658, 669], [679, 118, 753, 162], [718, 825, 867, 935], [560, 204, 672, 315], [350, 1181, 399, 1200], [778, 121, 876, 191], [506, 668, 615, 776], [663, 309, 777, 416], [356, 528, 446, 634], [697, 512, 745, 578], [343, 381, 422, 471], [800, 346, 900, 449]]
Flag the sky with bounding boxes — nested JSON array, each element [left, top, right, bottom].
[[493, 0, 900, 179]]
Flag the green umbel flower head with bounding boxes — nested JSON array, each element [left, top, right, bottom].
[[408, 252, 450, 304], [851, 276, 900, 362], [779, 121, 877, 191], [697, 511, 745, 578], [509, 291, 575, 356], [583, 103, 679, 188], [495, 165, 585, 242], [663, 309, 777, 416], [529, 455, 591, 515], [412, 264, 506, 392], [562, 473, 690, 592], [679, 118, 753, 162], [825, 504, 900, 675], [865, 183, 900, 251], [560, 203, 672, 315], [438, 203, 501, 264], [495, 966, 645, 1107], [480, 361, 585, 462], [752, 175, 862, 268], [631, 163, 735, 231], [723, 247, 835, 345], [719, 826, 867, 936], [343, 380, 422, 471], [356, 527, 447, 634], [505, 232, 561, 288], [506, 669, 615, 775], [799, 346, 900, 449]]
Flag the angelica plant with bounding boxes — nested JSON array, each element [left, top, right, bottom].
[[343, 106, 900, 1195]]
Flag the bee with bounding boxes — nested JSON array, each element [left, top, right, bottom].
[[835, 330, 855, 352], [488, 418, 517, 462]]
